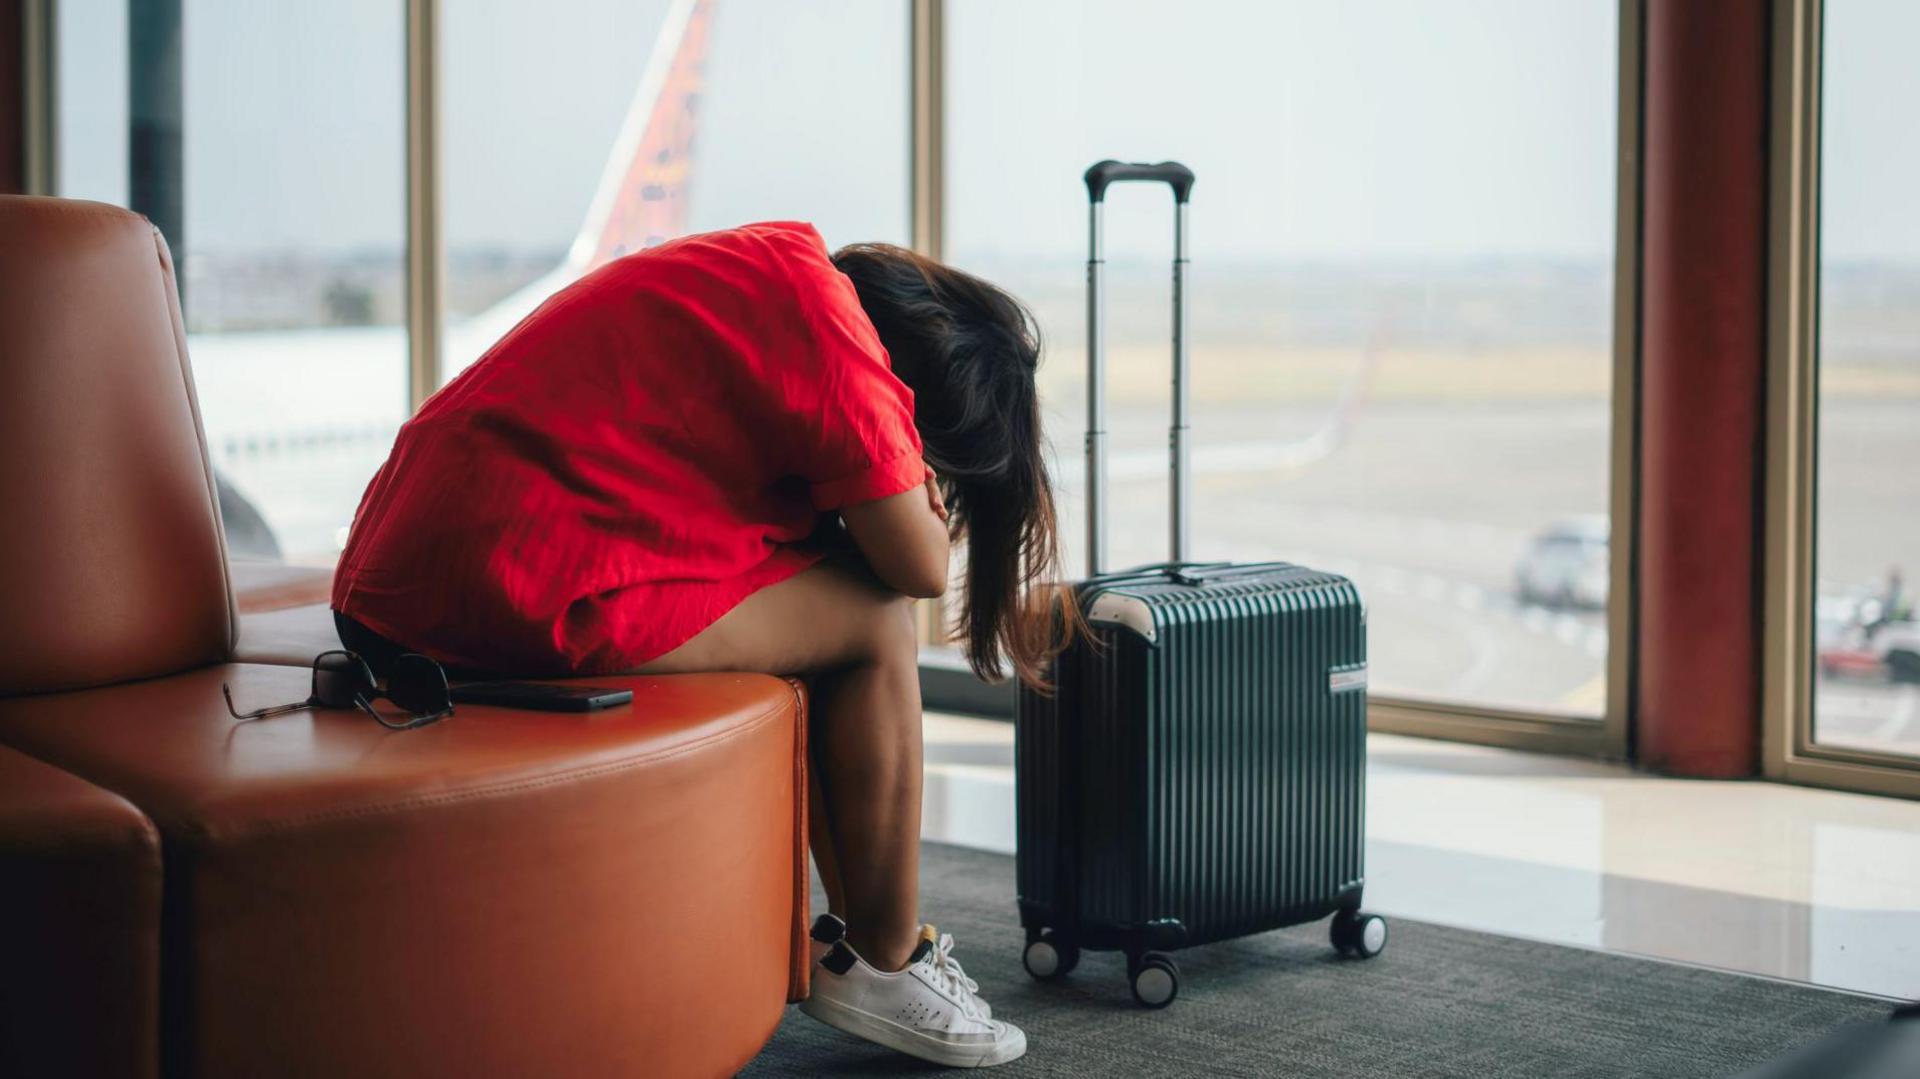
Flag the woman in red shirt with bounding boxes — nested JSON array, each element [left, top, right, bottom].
[[333, 222, 1065, 1067]]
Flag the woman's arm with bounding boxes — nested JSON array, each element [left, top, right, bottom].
[[840, 473, 950, 598]]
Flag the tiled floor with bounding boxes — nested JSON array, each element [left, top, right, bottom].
[[921, 714, 1920, 1001]]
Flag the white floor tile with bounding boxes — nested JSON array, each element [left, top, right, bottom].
[[917, 714, 1920, 999]]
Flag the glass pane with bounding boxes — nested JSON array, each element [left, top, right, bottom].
[[1814, 0, 1920, 759], [947, 0, 1618, 716], [180, 1, 407, 566], [64, 2, 409, 566], [55, 0, 129, 206], [441, 0, 910, 378]]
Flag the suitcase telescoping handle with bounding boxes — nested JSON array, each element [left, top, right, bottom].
[[1083, 159, 1195, 578]]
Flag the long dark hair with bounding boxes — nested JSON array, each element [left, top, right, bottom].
[[832, 243, 1078, 688]]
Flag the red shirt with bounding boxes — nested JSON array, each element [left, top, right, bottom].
[[332, 222, 927, 674]]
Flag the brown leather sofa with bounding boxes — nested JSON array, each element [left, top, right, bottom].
[[0, 196, 810, 1078], [0, 746, 161, 1078]]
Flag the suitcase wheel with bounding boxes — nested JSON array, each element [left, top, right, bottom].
[[1022, 931, 1080, 981], [1331, 909, 1389, 959], [1129, 952, 1179, 1009]]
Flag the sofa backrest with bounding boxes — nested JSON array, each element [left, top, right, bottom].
[[0, 196, 235, 695]]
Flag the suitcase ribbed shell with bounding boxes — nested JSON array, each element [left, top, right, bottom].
[[1016, 562, 1367, 951]]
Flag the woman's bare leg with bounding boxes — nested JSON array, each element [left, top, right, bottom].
[[638, 559, 924, 972], [801, 719, 849, 921]]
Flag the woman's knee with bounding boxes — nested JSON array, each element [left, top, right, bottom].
[[766, 557, 917, 670], [636, 560, 921, 676], [856, 592, 920, 668]]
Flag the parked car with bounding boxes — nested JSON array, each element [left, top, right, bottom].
[[1818, 594, 1920, 683], [1515, 516, 1609, 610]]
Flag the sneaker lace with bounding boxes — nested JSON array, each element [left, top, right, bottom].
[[924, 933, 985, 1018]]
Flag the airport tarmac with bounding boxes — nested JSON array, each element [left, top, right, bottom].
[[1068, 393, 1919, 757]]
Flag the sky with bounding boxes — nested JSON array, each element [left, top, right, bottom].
[[1821, 0, 1920, 264], [50, 0, 1920, 265]]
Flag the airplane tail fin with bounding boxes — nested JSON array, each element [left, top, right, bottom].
[[567, 0, 714, 271]]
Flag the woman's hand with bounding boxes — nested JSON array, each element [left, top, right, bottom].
[[925, 470, 948, 523]]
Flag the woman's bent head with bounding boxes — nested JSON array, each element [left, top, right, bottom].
[[832, 242, 1076, 688]]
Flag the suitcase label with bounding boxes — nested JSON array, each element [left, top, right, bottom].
[[1330, 664, 1369, 693]]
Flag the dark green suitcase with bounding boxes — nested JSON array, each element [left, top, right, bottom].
[[1014, 162, 1386, 1009]]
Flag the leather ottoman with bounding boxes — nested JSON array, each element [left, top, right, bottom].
[[0, 666, 807, 1078]]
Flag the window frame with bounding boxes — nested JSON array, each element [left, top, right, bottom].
[[1762, 0, 1920, 799], [918, 1, 1642, 758], [405, 0, 442, 411], [20, 0, 56, 195]]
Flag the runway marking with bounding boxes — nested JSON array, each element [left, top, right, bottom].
[[1256, 547, 1610, 699], [1455, 616, 1510, 696], [1865, 689, 1920, 745], [1558, 673, 1608, 712]]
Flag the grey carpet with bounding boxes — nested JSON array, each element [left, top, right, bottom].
[[741, 842, 1894, 1077]]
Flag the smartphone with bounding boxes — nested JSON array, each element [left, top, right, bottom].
[[449, 681, 635, 713]]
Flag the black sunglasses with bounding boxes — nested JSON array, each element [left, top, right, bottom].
[[223, 650, 454, 731]]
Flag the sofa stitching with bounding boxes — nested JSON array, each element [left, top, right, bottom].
[[207, 691, 798, 838]]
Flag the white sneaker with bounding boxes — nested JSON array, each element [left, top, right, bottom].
[[801, 921, 1026, 1068], [809, 918, 992, 1019]]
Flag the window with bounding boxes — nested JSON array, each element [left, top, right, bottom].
[[59, 0, 408, 566], [1813, 0, 1920, 761], [947, 0, 1623, 721], [440, 0, 911, 378], [54, 0, 128, 207], [183, 1, 408, 565]]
